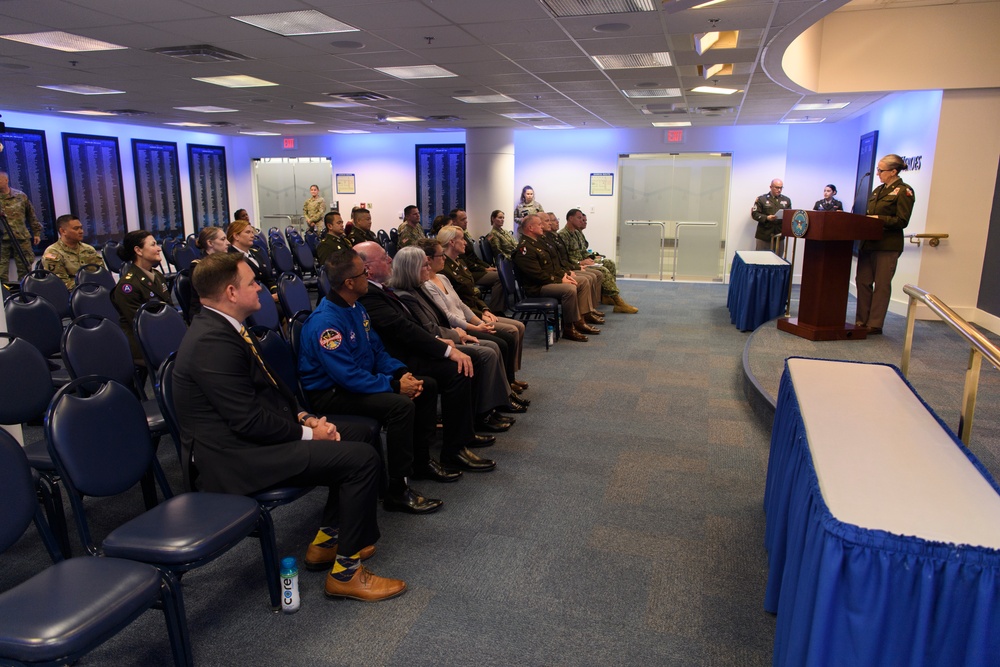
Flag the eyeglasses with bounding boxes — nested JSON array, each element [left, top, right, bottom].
[[876, 168, 894, 174], [346, 267, 369, 281], [432, 253, 446, 258]]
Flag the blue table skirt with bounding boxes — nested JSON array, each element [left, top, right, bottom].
[[764, 360, 1000, 667], [727, 253, 790, 331]]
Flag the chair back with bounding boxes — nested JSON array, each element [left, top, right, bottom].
[[288, 311, 309, 362], [161, 238, 178, 266], [0, 429, 49, 554], [270, 243, 296, 275], [4, 293, 63, 358], [290, 241, 316, 275], [389, 227, 399, 244], [20, 269, 71, 320], [185, 234, 198, 253], [495, 257, 520, 308], [376, 229, 389, 248], [247, 284, 282, 332], [251, 236, 274, 275], [277, 272, 312, 320], [253, 329, 301, 401], [479, 237, 495, 266], [75, 264, 116, 291], [304, 230, 320, 253], [62, 315, 136, 391], [102, 241, 124, 274], [133, 301, 187, 377], [171, 245, 197, 271], [317, 265, 332, 298], [173, 269, 194, 323], [0, 334, 56, 424], [385, 238, 398, 258], [155, 353, 188, 479], [70, 282, 118, 321]]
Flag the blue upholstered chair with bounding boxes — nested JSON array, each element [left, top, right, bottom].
[[133, 300, 188, 383], [70, 282, 119, 322], [76, 263, 117, 291], [246, 282, 282, 333], [496, 257, 561, 350], [277, 272, 312, 322], [3, 292, 70, 385], [20, 270, 71, 320]]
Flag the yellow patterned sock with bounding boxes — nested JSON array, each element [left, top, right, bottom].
[[311, 527, 338, 546], [330, 553, 361, 581]]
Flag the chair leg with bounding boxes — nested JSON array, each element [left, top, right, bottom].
[[159, 571, 194, 667], [36, 474, 72, 560], [140, 469, 159, 510], [254, 510, 282, 611]]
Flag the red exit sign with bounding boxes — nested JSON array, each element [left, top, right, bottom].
[[283, 137, 296, 150], [666, 129, 684, 143]]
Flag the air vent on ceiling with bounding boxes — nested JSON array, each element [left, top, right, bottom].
[[205, 121, 237, 127], [592, 52, 671, 70], [106, 109, 150, 116], [697, 106, 734, 116], [642, 104, 688, 115], [542, 0, 655, 17], [427, 115, 461, 122], [148, 45, 252, 63], [326, 91, 391, 102]]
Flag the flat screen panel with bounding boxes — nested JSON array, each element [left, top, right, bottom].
[[187, 144, 230, 232], [0, 127, 57, 247], [416, 144, 465, 230], [62, 132, 127, 246], [131, 139, 184, 237]]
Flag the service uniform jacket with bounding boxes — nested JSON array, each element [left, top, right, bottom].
[[461, 231, 491, 280], [314, 233, 352, 266], [752, 192, 792, 243], [41, 238, 104, 288], [229, 245, 276, 294], [862, 178, 914, 253], [813, 198, 844, 212], [512, 235, 562, 297], [298, 293, 406, 396], [348, 226, 377, 246], [111, 264, 174, 362], [441, 255, 489, 316], [543, 231, 578, 273]]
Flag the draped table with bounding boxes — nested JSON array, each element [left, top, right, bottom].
[[764, 358, 1000, 667], [727, 251, 790, 332]]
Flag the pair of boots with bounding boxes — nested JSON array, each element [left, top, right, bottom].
[[602, 294, 639, 313]]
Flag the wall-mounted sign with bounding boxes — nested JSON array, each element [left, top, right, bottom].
[[590, 172, 614, 196], [282, 137, 296, 150], [336, 173, 356, 194], [900, 155, 922, 171], [666, 129, 685, 144]]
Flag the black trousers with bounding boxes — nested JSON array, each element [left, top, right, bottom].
[[279, 439, 381, 556], [399, 356, 475, 454], [478, 330, 515, 383]]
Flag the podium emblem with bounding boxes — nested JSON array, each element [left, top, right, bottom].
[[790, 210, 810, 238]]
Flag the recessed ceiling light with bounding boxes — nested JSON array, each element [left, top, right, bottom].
[[781, 117, 825, 124], [232, 10, 358, 36], [174, 106, 238, 113], [622, 88, 682, 98], [794, 102, 849, 111], [652, 121, 691, 127], [306, 100, 368, 109], [329, 129, 370, 134], [690, 85, 739, 95], [533, 124, 574, 130], [694, 30, 738, 55], [501, 112, 551, 119], [593, 23, 632, 33], [38, 84, 125, 95], [1, 31, 126, 52], [592, 52, 672, 70], [454, 94, 514, 104], [239, 131, 282, 136], [263, 119, 315, 125], [692, 0, 728, 8], [543, 0, 655, 18], [193, 75, 278, 88], [165, 122, 213, 127], [375, 65, 456, 80], [386, 115, 424, 122], [58, 109, 117, 116]]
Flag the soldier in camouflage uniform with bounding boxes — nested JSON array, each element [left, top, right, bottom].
[[0, 171, 42, 281], [347, 208, 378, 246], [486, 210, 518, 261], [397, 205, 425, 249], [302, 185, 326, 232], [559, 209, 638, 314], [315, 211, 352, 266], [42, 214, 105, 289]]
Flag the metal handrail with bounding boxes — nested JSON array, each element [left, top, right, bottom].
[[906, 233, 949, 247], [624, 221, 666, 281], [901, 284, 1000, 445], [672, 221, 717, 281]]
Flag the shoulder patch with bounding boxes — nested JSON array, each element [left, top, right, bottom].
[[43, 252, 58, 261], [121, 283, 133, 294], [906, 188, 913, 197], [752, 203, 759, 212], [319, 328, 343, 350]]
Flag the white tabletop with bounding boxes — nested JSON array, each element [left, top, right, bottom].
[[787, 358, 1000, 548], [736, 250, 788, 266]]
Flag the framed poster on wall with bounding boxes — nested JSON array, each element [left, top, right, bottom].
[[416, 144, 465, 229], [187, 144, 230, 232], [0, 127, 56, 247], [132, 139, 184, 237], [62, 132, 127, 247]]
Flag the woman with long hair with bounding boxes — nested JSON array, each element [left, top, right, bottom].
[[111, 229, 174, 364]]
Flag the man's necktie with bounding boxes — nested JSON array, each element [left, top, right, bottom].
[[239, 325, 278, 387]]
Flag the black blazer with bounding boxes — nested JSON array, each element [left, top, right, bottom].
[[230, 245, 277, 294], [172, 309, 307, 495], [358, 282, 452, 363], [396, 289, 460, 343]]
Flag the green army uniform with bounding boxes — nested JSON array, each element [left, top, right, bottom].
[[558, 227, 620, 297], [42, 238, 104, 289], [348, 226, 377, 246], [511, 234, 581, 324], [543, 230, 599, 314], [0, 187, 42, 280], [461, 230, 503, 311], [315, 232, 352, 266], [487, 227, 517, 261], [461, 231, 491, 280], [111, 265, 174, 363], [441, 255, 489, 317], [396, 222, 425, 249], [751, 192, 792, 245], [302, 197, 326, 231]]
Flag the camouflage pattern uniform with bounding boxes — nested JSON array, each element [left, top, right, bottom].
[[42, 238, 105, 289], [396, 221, 425, 249], [348, 225, 377, 247], [302, 197, 326, 231], [0, 187, 42, 280], [314, 232, 352, 266], [487, 227, 517, 261], [558, 226, 620, 297]]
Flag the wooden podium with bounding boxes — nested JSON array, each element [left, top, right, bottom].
[[776, 210, 883, 341]]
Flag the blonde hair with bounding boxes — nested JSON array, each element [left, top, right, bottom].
[[436, 225, 464, 247]]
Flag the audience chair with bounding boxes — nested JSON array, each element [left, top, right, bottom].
[[46, 376, 284, 616], [376, 229, 389, 248], [173, 268, 194, 323], [70, 282, 119, 322], [161, 237, 179, 265], [496, 257, 561, 350], [304, 229, 320, 254], [317, 266, 332, 298], [251, 235, 274, 276], [0, 430, 192, 667], [269, 242, 296, 277], [479, 237, 495, 266], [133, 301, 188, 383], [290, 241, 319, 287], [4, 292, 70, 384], [277, 272, 313, 321], [102, 241, 124, 274], [76, 263, 117, 291], [171, 244, 197, 272], [0, 333, 70, 558], [389, 227, 399, 245], [20, 269, 71, 320], [185, 234, 198, 253], [246, 283, 282, 333], [385, 237, 399, 258]]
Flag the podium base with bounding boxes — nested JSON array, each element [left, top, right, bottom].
[[776, 317, 869, 341]]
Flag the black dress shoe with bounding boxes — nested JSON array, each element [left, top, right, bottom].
[[411, 460, 462, 483], [868, 327, 883, 335], [498, 399, 527, 414], [491, 411, 515, 425], [442, 447, 496, 472], [383, 486, 443, 514], [467, 434, 496, 448], [476, 412, 512, 432], [511, 394, 530, 407]]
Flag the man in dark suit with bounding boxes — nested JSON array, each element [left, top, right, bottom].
[[172, 252, 405, 602], [353, 241, 498, 473]]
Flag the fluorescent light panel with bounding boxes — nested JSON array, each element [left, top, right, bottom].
[[781, 117, 825, 124], [232, 10, 358, 36], [329, 129, 370, 134], [375, 65, 456, 79], [691, 85, 739, 95], [454, 94, 514, 103], [306, 101, 367, 108], [386, 115, 423, 122], [1, 31, 126, 52], [542, 0, 655, 17], [533, 124, 573, 130], [165, 122, 213, 127], [38, 84, 124, 95], [592, 52, 672, 70], [622, 88, 681, 98], [501, 112, 550, 119], [239, 131, 281, 135], [794, 102, 849, 111], [174, 106, 238, 113], [263, 119, 314, 125], [58, 109, 116, 116], [691, 0, 727, 8], [652, 121, 691, 127], [193, 75, 278, 88]]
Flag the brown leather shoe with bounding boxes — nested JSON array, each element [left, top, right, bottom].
[[510, 380, 529, 392], [584, 312, 605, 325], [324, 566, 407, 602], [575, 321, 600, 335], [562, 327, 588, 342], [305, 542, 376, 571]]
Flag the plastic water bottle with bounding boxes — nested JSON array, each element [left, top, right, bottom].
[[546, 320, 555, 346], [280, 557, 300, 613]]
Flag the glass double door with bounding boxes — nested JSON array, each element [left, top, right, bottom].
[[617, 153, 731, 281]]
